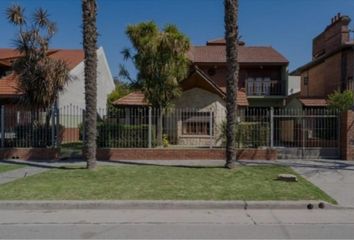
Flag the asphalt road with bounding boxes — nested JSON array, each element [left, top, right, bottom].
[[1, 208, 354, 239]]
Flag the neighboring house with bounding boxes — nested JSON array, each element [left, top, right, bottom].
[[0, 47, 115, 110], [113, 39, 299, 146], [291, 13, 354, 108], [0, 47, 115, 142]]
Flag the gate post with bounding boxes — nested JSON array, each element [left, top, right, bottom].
[[340, 110, 353, 160]]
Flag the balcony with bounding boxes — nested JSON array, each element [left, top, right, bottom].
[[246, 78, 284, 97]]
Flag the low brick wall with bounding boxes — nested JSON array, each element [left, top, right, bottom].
[[0, 148, 59, 160], [96, 148, 277, 161], [62, 128, 80, 143]]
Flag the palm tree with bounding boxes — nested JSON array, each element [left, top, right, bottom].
[[82, 0, 98, 170], [124, 22, 190, 145], [224, 0, 239, 169], [6, 4, 69, 147], [6, 4, 69, 109]]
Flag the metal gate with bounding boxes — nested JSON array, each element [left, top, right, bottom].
[[273, 109, 340, 159]]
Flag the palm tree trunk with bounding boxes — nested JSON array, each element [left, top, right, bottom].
[[224, 0, 239, 169], [82, 0, 98, 170]]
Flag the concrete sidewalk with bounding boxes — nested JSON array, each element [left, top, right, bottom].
[[285, 159, 354, 208]]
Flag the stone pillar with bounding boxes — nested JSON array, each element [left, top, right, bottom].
[[340, 110, 354, 160]]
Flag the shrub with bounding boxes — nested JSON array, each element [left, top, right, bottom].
[[328, 90, 354, 112], [217, 121, 270, 148], [97, 123, 156, 148], [8, 123, 64, 148]]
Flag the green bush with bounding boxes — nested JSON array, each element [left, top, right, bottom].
[[8, 124, 64, 148], [217, 121, 270, 148], [97, 123, 156, 148]]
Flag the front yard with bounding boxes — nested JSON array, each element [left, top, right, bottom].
[[0, 164, 336, 203], [0, 163, 23, 174]]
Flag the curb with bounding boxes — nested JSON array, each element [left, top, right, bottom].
[[0, 200, 346, 210]]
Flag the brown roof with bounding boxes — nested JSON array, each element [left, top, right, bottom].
[[236, 89, 249, 107], [188, 45, 289, 64], [300, 98, 328, 107], [0, 48, 85, 96], [113, 91, 148, 106], [0, 73, 20, 96], [0, 48, 84, 70]]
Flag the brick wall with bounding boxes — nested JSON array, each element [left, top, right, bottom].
[[96, 148, 277, 161], [340, 110, 354, 160], [301, 52, 343, 98], [62, 128, 80, 143], [0, 148, 59, 160]]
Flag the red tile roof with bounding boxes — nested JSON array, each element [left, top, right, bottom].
[[113, 91, 148, 106], [188, 45, 288, 64], [0, 73, 20, 96], [113, 89, 248, 107], [300, 98, 328, 107], [0, 48, 85, 96], [236, 89, 249, 107]]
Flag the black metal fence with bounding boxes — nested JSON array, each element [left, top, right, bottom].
[[0, 105, 341, 154]]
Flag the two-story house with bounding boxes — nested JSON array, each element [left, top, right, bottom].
[[292, 13, 354, 108], [113, 39, 299, 146]]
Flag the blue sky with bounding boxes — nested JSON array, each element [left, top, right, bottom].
[[1, 0, 354, 79]]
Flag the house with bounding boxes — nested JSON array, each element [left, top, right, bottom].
[[0, 47, 115, 142], [291, 13, 354, 108], [0, 47, 115, 110], [113, 39, 300, 147]]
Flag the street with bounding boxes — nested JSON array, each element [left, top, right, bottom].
[[1, 208, 354, 239]]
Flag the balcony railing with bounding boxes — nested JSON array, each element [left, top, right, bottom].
[[246, 79, 284, 96]]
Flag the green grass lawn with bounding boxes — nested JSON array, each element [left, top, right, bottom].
[[0, 163, 23, 174], [0, 165, 336, 203]]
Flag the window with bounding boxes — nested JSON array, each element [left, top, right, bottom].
[[303, 76, 309, 86], [182, 112, 213, 135]]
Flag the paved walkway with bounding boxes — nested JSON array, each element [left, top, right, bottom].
[[284, 159, 354, 208], [241, 159, 354, 208]]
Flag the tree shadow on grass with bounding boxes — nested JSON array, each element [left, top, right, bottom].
[[0, 159, 86, 170], [98, 160, 225, 169]]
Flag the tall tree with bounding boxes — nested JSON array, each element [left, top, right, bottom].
[[82, 0, 98, 170], [124, 21, 190, 144], [6, 4, 69, 109], [224, 0, 239, 169]]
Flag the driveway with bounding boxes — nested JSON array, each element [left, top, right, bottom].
[[280, 159, 354, 207]]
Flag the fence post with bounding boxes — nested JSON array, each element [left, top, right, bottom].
[[51, 105, 55, 148], [270, 107, 274, 148], [82, 109, 86, 143], [302, 110, 306, 158], [209, 111, 213, 149], [1, 105, 4, 148], [148, 107, 152, 148]]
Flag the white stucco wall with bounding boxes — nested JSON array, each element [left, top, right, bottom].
[[169, 87, 226, 146], [58, 47, 115, 111], [287, 75, 301, 96]]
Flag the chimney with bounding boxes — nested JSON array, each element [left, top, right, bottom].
[[312, 13, 351, 59]]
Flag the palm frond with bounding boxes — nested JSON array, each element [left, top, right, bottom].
[[33, 8, 49, 27], [6, 4, 26, 26]]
